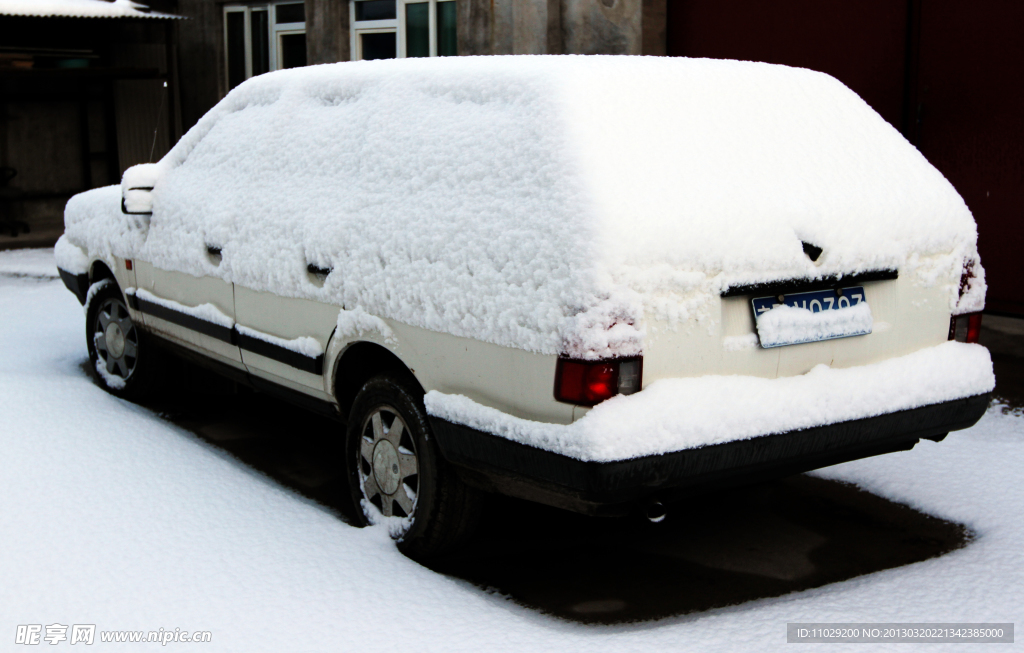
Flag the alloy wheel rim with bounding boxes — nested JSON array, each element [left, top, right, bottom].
[[358, 406, 419, 520], [93, 297, 139, 381]]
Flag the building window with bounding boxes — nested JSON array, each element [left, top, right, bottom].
[[350, 0, 457, 60], [224, 2, 307, 90]]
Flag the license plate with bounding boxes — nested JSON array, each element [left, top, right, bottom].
[[752, 286, 871, 347], [752, 286, 867, 316]]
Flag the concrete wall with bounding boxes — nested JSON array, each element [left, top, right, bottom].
[[641, 0, 665, 55], [457, 0, 511, 55], [306, 0, 350, 64], [458, 0, 662, 57], [562, 0, 641, 55], [176, 0, 226, 133]]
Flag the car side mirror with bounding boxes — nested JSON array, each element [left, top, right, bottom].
[[121, 163, 161, 216], [122, 186, 154, 215]]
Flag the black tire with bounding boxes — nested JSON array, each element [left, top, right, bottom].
[[346, 375, 482, 560], [85, 279, 160, 400]]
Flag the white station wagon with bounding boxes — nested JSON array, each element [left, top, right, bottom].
[[57, 56, 994, 558]]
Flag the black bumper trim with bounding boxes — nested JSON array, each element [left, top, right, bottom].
[[58, 268, 90, 305], [428, 393, 991, 512]]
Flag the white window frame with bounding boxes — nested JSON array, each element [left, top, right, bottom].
[[349, 0, 454, 60], [224, 5, 253, 82], [353, 25, 400, 61], [224, 2, 307, 89], [275, 26, 306, 69]]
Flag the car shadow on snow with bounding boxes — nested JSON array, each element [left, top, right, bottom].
[[118, 359, 971, 626], [428, 476, 970, 624]]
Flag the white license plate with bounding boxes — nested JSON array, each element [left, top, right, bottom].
[[752, 286, 872, 348]]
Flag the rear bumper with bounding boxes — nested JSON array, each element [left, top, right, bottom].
[[428, 393, 991, 515], [58, 267, 89, 305]]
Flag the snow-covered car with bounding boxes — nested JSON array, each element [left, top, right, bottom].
[[56, 56, 994, 558]]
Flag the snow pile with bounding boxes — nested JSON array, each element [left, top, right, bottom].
[[0, 260, 1021, 651], [336, 306, 397, 345], [92, 356, 126, 390], [121, 161, 161, 189], [0, 0, 178, 19], [63, 56, 982, 359], [755, 302, 873, 348], [426, 341, 994, 461], [54, 238, 88, 275]]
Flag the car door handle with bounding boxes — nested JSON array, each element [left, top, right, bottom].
[[307, 264, 332, 277], [206, 245, 223, 264]]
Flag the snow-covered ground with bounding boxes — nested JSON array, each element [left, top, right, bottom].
[[1, 249, 1021, 651], [0, 247, 61, 279]]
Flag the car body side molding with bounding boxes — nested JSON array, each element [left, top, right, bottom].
[[127, 292, 324, 375], [128, 293, 237, 343], [236, 331, 324, 375]]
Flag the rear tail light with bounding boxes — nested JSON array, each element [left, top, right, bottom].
[[554, 357, 642, 406], [949, 313, 983, 343]]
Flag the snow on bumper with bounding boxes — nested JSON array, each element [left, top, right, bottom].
[[424, 341, 994, 463]]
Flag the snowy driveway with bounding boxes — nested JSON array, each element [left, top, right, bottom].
[[1, 251, 1021, 651]]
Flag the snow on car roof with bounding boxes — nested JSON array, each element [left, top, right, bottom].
[[64, 56, 982, 358]]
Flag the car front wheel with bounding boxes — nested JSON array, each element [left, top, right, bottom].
[[85, 279, 159, 400]]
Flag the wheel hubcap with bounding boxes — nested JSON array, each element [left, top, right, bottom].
[[358, 407, 419, 519], [93, 297, 139, 381], [372, 440, 401, 495], [104, 322, 126, 359]]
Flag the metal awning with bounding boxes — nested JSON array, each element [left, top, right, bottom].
[[0, 0, 181, 19]]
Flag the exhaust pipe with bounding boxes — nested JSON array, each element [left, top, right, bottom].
[[645, 500, 667, 523]]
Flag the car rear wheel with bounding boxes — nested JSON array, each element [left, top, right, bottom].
[[85, 279, 159, 400], [346, 375, 481, 559]]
